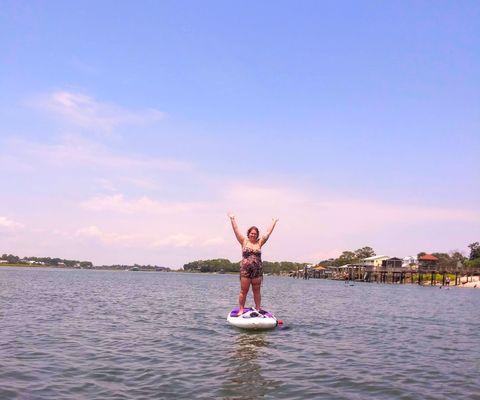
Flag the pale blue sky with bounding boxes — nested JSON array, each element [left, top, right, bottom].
[[1, 1, 479, 266]]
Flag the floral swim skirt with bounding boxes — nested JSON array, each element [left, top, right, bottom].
[[240, 258, 263, 279]]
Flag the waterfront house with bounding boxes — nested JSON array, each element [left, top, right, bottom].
[[418, 254, 439, 272], [402, 256, 417, 268], [382, 257, 403, 269], [312, 265, 327, 278], [337, 264, 350, 277], [362, 255, 389, 271]]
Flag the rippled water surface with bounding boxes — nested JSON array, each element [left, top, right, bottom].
[[1, 267, 479, 399]]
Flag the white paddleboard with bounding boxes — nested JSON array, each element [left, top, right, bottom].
[[227, 307, 279, 330]]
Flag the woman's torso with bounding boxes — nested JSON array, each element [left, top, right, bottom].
[[240, 240, 263, 278], [241, 240, 262, 267]]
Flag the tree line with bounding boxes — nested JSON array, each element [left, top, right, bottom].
[[316, 246, 377, 267], [465, 242, 480, 268], [412, 241, 479, 269], [316, 242, 480, 269], [1, 254, 93, 268], [0, 253, 171, 271], [182, 259, 308, 274]]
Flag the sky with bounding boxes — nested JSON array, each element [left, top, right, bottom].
[[1, 1, 479, 268]]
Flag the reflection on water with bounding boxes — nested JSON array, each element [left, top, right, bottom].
[[220, 333, 280, 398]]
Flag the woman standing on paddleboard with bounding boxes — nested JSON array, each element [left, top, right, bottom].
[[228, 214, 278, 316]]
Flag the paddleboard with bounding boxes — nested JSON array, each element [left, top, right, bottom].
[[227, 307, 279, 330]]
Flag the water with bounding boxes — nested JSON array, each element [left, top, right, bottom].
[[1, 267, 478, 399]]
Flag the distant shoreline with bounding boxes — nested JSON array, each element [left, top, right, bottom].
[[0, 264, 171, 272], [1, 264, 478, 288]]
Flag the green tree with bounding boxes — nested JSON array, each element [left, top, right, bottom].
[[333, 251, 357, 266], [4, 254, 20, 263], [468, 242, 480, 260], [80, 261, 93, 268], [317, 258, 335, 267], [432, 252, 451, 269], [354, 247, 376, 259], [466, 258, 480, 268], [183, 259, 236, 273], [450, 251, 466, 267]]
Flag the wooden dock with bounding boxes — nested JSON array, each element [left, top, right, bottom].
[[293, 265, 480, 286]]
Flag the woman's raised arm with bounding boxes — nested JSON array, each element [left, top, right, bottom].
[[260, 218, 279, 246], [228, 213, 245, 245]]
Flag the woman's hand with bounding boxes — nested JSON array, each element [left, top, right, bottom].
[[272, 218, 279, 224], [228, 213, 235, 220]]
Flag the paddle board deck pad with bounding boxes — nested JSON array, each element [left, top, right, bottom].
[[227, 307, 278, 330]]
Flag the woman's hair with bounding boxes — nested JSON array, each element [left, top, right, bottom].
[[247, 226, 259, 237]]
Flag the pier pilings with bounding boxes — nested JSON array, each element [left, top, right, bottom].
[[301, 266, 480, 286]]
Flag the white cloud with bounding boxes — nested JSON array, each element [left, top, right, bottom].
[[153, 233, 196, 248], [76, 226, 198, 249], [76, 182, 479, 264], [308, 248, 344, 261], [225, 183, 308, 206], [93, 178, 117, 192], [81, 194, 199, 215], [122, 177, 159, 190], [2, 160, 478, 267], [201, 236, 226, 246], [223, 183, 480, 228], [8, 135, 190, 172], [33, 90, 164, 132], [219, 181, 480, 262], [0, 216, 24, 229], [76, 225, 136, 246]]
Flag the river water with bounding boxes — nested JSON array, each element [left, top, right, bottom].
[[0, 267, 478, 399]]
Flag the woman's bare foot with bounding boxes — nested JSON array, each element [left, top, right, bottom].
[[237, 308, 244, 316]]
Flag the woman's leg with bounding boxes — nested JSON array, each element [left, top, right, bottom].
[[238, 277, 251, 314], [251, 277, 262, 310]]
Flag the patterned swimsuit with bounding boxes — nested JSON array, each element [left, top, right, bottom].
[[240, 243, 263, 279]]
